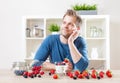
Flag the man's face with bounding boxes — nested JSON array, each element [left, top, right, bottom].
[[61, 15, 77, 39]]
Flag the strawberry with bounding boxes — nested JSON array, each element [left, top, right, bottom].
[[64, 58, 69, 63], [23, 71, 28, 78], [23, 71, 28, 76], [78, 74, 84, 79], [66, 72, 71, 76], [69, 73, 73, 78], [82, 70, 90, 79], [74, 70, 80, 77], [50, 69, 55, 74], [91, 73, 97, 79], [107, 72, 112, 78], [82, 70, 88, 77], [106, 70, 111, 75], [92, 69, 96, 74], [106, 70, 112, 78], [53, 74, 58, 79], [99, 71, 104, 78]]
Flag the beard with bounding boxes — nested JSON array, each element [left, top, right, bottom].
[[61, 34, 70, 39], [61, 31, 72, 39], [60, 28, 73, 39]]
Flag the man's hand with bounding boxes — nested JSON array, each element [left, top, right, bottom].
[[68, 23, 80, 43], [42, 62, 56, 71], [66, 60, 73, 72]]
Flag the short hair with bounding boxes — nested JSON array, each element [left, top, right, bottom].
[[63, 9, 82, 27]]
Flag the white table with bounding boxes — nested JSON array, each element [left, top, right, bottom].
[[0, 69, 120, 83]]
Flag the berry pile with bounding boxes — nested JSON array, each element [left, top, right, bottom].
[[14, 67, 113, 79], [14, 59, 113, 80], [14, 70, 25, 76], [14, 66, 44, 78], [66, 69, 113, 80]]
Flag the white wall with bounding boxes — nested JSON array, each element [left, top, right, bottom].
[[0, 0, 120, 69]]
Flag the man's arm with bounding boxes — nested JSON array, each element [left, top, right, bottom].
[[68, 27, 82, 63], [31, 35, 55, 70], [68, 26, 88, 72], [68, 41, 82, 63], [42, 62, 55, 71]]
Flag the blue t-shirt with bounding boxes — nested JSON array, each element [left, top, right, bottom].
[[34, 34, 89, 72]]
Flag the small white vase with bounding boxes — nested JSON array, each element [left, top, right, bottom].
[[91, 48, 98, 59]]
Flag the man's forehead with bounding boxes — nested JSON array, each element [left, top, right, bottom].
[[63, 15, 76, 22]]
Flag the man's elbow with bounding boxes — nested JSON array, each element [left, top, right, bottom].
[[84, 60, 89, 69]]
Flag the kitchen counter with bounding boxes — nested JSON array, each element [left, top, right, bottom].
[[0, 69, 120, 83]]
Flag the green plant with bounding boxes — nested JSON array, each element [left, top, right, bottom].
[[48, 23, 60, 32], [72, 3, 97, 11]]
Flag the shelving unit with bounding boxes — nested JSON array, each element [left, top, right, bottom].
[[23, 15, 110, 70]]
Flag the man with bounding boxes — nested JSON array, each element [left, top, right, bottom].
[[31, 9, 89, 72]]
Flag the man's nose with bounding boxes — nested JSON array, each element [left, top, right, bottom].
[[64, 24, 69, 29]]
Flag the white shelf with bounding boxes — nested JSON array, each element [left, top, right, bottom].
[[26, 37, 44, 40], [89, 58, 106, 60], [23, 15, 110, 70], [86, 37, 106, 40]]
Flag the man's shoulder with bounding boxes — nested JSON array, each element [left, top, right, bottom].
[[47, 34, 59, 39], [42, 34, 60, 45], [77, 36, 85, 41], [75, 36, 86, 45], [45, 34, 60, 43]]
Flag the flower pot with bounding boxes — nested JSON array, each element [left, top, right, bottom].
[[76, 10, 97, 15], [52, 32, 59, 35]]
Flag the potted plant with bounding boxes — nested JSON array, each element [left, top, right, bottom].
[[48, 23, 60, 34], [72, 3, 97, 15]]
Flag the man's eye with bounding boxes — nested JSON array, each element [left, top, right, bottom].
[[63, 21, 66, 24], [69, 23, 74, 27]]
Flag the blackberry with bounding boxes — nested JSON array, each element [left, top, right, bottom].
[[23, 75, 28, 78], [85, 76, 90, 79], [30, 75, 34, 78], [38, 75, 41, 78], [73, 76, 77, 80], [49, 72, 51, 76], [34, 74, 37, 77], [97, 76, 101, 80], [14, 70, 25, 76]]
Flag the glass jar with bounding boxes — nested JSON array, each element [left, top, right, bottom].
[[26, 28, 31, 37], [12, 62, 28, 71], [32, 25, 43, 37]]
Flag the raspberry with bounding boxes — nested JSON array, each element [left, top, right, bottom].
[[50, 69, 55, 74], [40, 71, 44, 75]]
